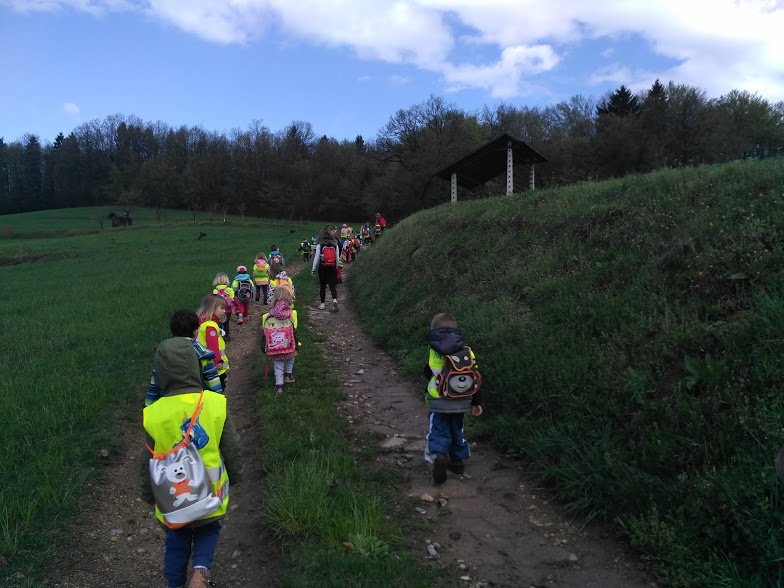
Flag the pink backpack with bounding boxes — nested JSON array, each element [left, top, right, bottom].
[[213, 287, 234, 314]]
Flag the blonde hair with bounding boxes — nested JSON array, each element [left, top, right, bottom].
[[198, 294, 227, 320], [256, 252, 267, 261], [212, 272, 230, 287], [431, 312, 457, 330], [272, 285, 294, 305]]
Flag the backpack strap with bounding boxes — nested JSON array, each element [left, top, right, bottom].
[[147, 391, 205, 458]]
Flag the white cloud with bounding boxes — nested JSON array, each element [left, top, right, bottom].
[[5, 0, 784, 100], [63, 102, 80, 118]]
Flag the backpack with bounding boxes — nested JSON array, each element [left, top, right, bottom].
[[435, 347, 481, 399], [147, 392, 223, 529], [236, 279, 254, 302], [213, 287, 234, 313], [262, 315, 296, 357], [320, 245, 337, 267], [270, 252, 283, 266]]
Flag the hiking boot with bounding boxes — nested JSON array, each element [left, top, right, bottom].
[[332, 299, 339, 312], [447, 460, 464, 474], [433, 454, 448, 484], [318, 303, 326, 310], [188, 568, 209, 588]]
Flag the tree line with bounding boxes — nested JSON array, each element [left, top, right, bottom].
[[1, 80, 782, 222]]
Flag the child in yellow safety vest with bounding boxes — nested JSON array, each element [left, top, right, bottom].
[[139, 334, 242, 588], [261, 286, 299, 393], [197, 294, 230, 391], [211, 273, 235, 342], [267, 262, 295, 306], [252, 252, 270, 305]]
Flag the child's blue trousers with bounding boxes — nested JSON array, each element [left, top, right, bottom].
[[425, 412, 471, 463], [164, 520, 221, 587]]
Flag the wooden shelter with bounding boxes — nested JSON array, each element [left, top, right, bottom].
[[435, 134, 548, 203]]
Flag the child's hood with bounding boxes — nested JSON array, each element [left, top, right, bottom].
[[427, 327, 465, 355], [269, 300, 293, 320], [234, 273, 251, 280], [255, 259, 268, 268], [155, 338, 202, 394], [276, 271, 289, 281]]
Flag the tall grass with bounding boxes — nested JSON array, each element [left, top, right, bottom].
[[0, 215, 316, 582], [349, 157, 784, 586]]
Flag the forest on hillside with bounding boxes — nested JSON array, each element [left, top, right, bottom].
[[1, 80, 782, 222]]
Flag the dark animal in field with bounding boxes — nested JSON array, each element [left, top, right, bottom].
[[289, 228, 295, 233], [108, 211, 133, 227], [197, 232, 207, 240]]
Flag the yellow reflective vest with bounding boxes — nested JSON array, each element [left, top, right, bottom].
[[143, 391, 231, 525], [198, 320, 229, 375]]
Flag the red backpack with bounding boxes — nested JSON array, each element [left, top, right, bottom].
[[321, 245, 337, 267]]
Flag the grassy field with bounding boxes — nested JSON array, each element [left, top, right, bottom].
[[0, 211, 437, 587], [349, 157, 784, 587]]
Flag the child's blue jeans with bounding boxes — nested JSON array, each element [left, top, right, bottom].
[[164, 520, 221, 587], [425, 412, 470, 463]]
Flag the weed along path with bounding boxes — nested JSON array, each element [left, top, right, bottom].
[[54, 272, 288, 587], [310, 263, 657, 588]]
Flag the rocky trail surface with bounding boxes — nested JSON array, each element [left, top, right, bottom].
[[308, 262, 658, 588], [52, 255, 657, 588]]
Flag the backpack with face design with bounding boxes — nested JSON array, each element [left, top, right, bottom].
[[435, 347, 481, 399], [147, 392, 223, 529]]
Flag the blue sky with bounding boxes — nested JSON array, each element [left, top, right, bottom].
[[1, 0, 782, 145]]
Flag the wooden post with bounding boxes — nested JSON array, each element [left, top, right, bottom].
[[451, 172, 458, 203], [529, 163, 535, 190], [506, 141, 514, 195]]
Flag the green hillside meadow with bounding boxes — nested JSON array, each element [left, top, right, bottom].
[[349, 157, 784, 587]]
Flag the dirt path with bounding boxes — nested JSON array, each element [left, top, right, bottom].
[[53, 267, 292, 587], [309, 262, 658, 588], [54, 255, 657, 588]]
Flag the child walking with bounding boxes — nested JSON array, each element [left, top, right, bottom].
[[267, 263, 295, 305], [252, 253, 270, 305], [231, 265, 254, 324], [197, 294, 230, 391], [261, 287, 298, 393], [268, 245, 285, 267], [146, 310, 223, 406], [298, 236, 313, 262], [424, 313, 482, 484], [211, 274, 235, 342], [140, 336, 243, 588]]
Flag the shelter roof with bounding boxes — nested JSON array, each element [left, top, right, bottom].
[[435, 134, 549, 190]]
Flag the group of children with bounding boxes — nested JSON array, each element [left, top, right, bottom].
[[140, 244, 300, 588], [139, 223, 484, 588]]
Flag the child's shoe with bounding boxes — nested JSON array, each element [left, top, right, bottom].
[[188, 567, 209, 588], [274, 385, 284, 393], [284, 373, 295, 383], [237, 316, 244, 324], [332, 299, 339, 312], [433, 454, 448, 484], [447, 460, 464, 475]]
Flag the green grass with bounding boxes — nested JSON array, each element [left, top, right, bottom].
[[349, 156, 784, 587], [0, 208, 436, 587], [256, 273, 442, 587], [0, 212, 319, 584]]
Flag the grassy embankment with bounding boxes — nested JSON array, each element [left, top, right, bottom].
[[0, 208, 436, 587], [349, 157, 784, 588]]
